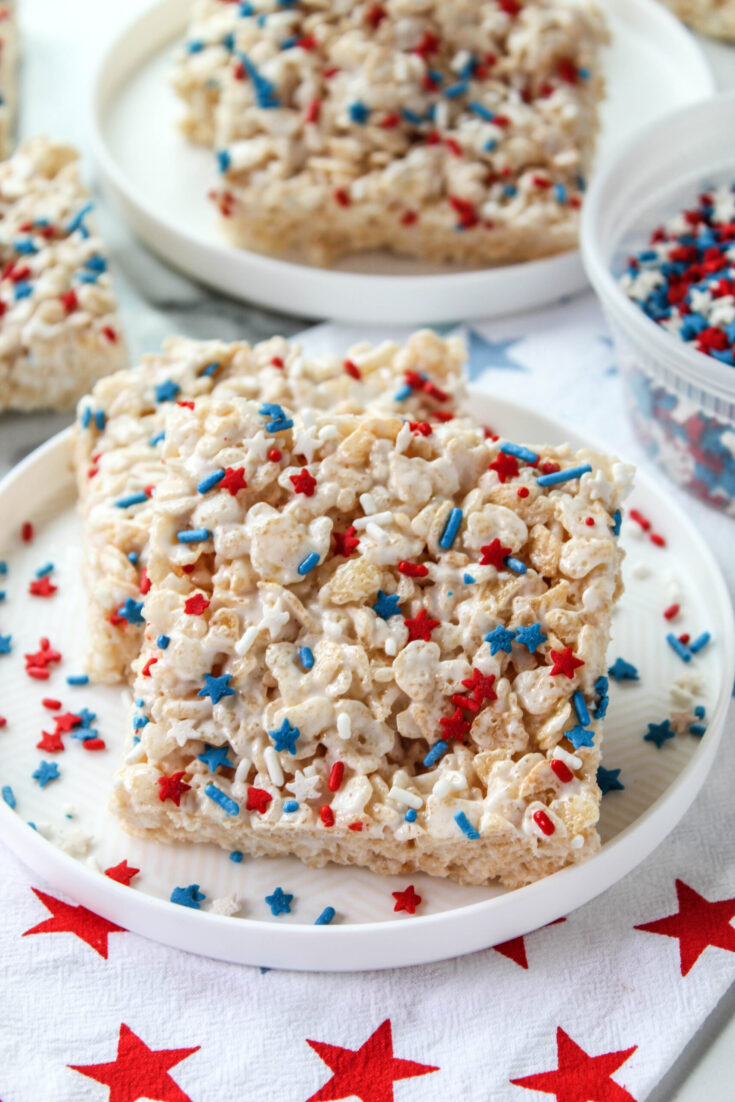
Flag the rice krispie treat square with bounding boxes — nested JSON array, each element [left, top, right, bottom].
[[74, 330, 467, 683], [111, 396, 632, 888], [0, 2, 18, 159], [173, 0, 607, 266], [0, 137, 127, 411], [662, 0, 735, 40]]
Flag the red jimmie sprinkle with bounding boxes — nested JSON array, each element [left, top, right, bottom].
[[348, 821, 364, 831], [271, 355, 285, 368], [664, 603, 680, 621], [343, 359, 361, 380], [320, 805, 335, 827], [650, 533, 666, 548], [533, 809, 556, 836], [0, 717, 6, 729], [550, 759, 574, 783], [400, 210, 418, 226], [304, 98, 321, 124], [139, 568, 151, 596], [141, 657, 158, 678], [398, 561, 429, 578], [679, 633, 690, 645], [83, 738, 106, 752], [629, 508, 651, 531], [59, 290, 78, 313], [328, 762, 345, 792], [21, 522, 34, 542], [517, 486, 530, 498], [42, 698, 62, 710], [333, 188, 351, 207]]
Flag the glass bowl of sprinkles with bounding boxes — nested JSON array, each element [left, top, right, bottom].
[[581, 90, 735, 515]]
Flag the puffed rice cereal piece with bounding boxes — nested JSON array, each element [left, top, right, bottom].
[[0, 2, 17, 159], [110, 396, 633, 888], [73, 330, 467, 683]]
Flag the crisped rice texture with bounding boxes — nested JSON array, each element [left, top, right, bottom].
[[0, 137, 127, 411], [111, 397, 633, 888], [662, 0, 735, 39], [172, 0, 607, 266], [73, 330, 468, 683], [0, 2, 18, 159]]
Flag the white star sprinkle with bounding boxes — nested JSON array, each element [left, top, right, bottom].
[[260, 597, 290, 638], [286, 770, 323, 803]]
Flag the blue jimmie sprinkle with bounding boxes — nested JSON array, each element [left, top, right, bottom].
[[14, 238, 38, 255], [611, 509, 622, 536], [348, 101, 370, 124], [404, 808, 417, 822], [690, 632, 711, 654], [572, 690, 590, 726], [200, 361, 221, 377], [393, 383, 413, 401], [0, 562, 6, 574], [444, 81, 469, 99], [205, 784, 239, 817], [81, 406, 92, 429], [14, 281, 32, 300], [132, 715, 149, 730], [186, 39, 205, 53], [216, 149, 231, 173], [463, 573, 476, 584], [401, 108, 422, 125], [537, 464, 592, 487], [283, 800, 299, 813], [299, 646, 314, 670], [666, 633, 691, 663], [423, 740, 448, 768], [689, 723, 706, 738], [66, 674, 89, 686], [197, 469, 226, 493], [439, 508, 463, 550], [454, 811, 480, 840], [298, 552, 320, 575], [94, 410, 106, 431], [157, 634, 170, 650], [484, 139, 498, 152], [150, 431, 165, 447], [67, 201, 95, 236], [694, 705, 706, 719], [501, 442, 538, 463], [554, 183, 568, 204], [315, 907, 336, 926], [236, 52, 281, 108], [115, 492, 148, 508], [177, 528, 212, 543], [127, 551, 139, 564], [230, 850, 244, 862], [505, 557, 527, 574], [35, 563, 54, 578], [2, 785, 16, 809], [469, 100, 494, 121]]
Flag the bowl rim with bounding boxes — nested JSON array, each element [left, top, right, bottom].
[[581, 88, 735, 405]]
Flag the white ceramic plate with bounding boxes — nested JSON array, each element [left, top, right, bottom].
[[91, 0, 714, 326], [0, 393, 731, 972]]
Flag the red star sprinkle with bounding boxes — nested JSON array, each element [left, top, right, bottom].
[[220, 466, 248, 495], [69, 1023, 200, 1102], [439, 707, 472, 742], [306, 1019, 438, 1102], [403, 608, 440, 642], [488, 452, 520, 483], [409, 421, 432, 437], [510, 1027, 638, 1102], [29, 575, 57, 597], [157, 772, 192, 807], [184, 593, 210, 615], [479, 539, 511, 569], [37, 730, 64, 753], [105, 860, 140, 886], [333, 526, 360, 558], [549, 647, 585, 679], [290, 468, 317, 496], [23, 888, 125, 959], [246, 787, 273, 814], [461, 668, 498, 707], [634, 879, 735, 976], [24, 637, 62, 670], [54, 711, 82, 733], [392, 885, 422, 915]]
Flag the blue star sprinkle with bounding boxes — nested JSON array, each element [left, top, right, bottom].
[[372, 590, 402, 620], [154, 379, 181, 403], [515, 623, 547, 654], [348, 101, 370, 124], [197, 673, 236, 705], [484, 625, 516, 655], [0, 634, 11, 655], [269, 718, 300, 754], [78, 708, 97, 728], [608, 657, 639, 681], [205, 784, 239, 816], [565, 725, 595, 749], [117, 597, 145, 625], [198, 744, 235, 772], [644, 719, 675, 749], [170, 884, 206, 909], [32, 761, 60, 788], [265, 887, 293, 916], [597, 766, 624, 795]]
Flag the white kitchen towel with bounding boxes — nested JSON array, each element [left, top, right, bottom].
[[1, 298, 735, 1102]]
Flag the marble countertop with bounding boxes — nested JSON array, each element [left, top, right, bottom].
[[1, 4, 734, 1099]]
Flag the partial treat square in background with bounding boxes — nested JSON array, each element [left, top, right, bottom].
[[111, 396, 632, 888], [73, 330, 468, 684], [0, 137, 127, 411], [0, 1, 18, 159], [172, 0, 608, 266], [661, 0, 735, 40]]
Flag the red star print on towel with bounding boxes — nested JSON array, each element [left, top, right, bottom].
[[479, 538, 511, 569], [220, 466, 248, 495], [510, 1027, 637, 1101], [69, 1023, 200, 1102], [403, 609, 440, 642], [23, 888, 125, 959], [549, 647, 584, 679], [305, 1019, 438, 1102], [634, 879, 735, 976], [494, 919, 566, 969]]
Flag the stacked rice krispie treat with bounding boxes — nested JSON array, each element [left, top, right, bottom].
[[171, 0, 608, 266], [74, 330, 467, 683], [662, 0, 735, 39], [0, 1, 17, 159], [108, 395, 632, 888], [0, 138, 127, 411]]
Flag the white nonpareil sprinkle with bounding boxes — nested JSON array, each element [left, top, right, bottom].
[[264, 746, 284, 786], [336, 713, 351, 741], [389, 786, 423, 810]]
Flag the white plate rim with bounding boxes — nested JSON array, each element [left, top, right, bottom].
[[89, 0, 716, 326], [0, 395, 732, 972]]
